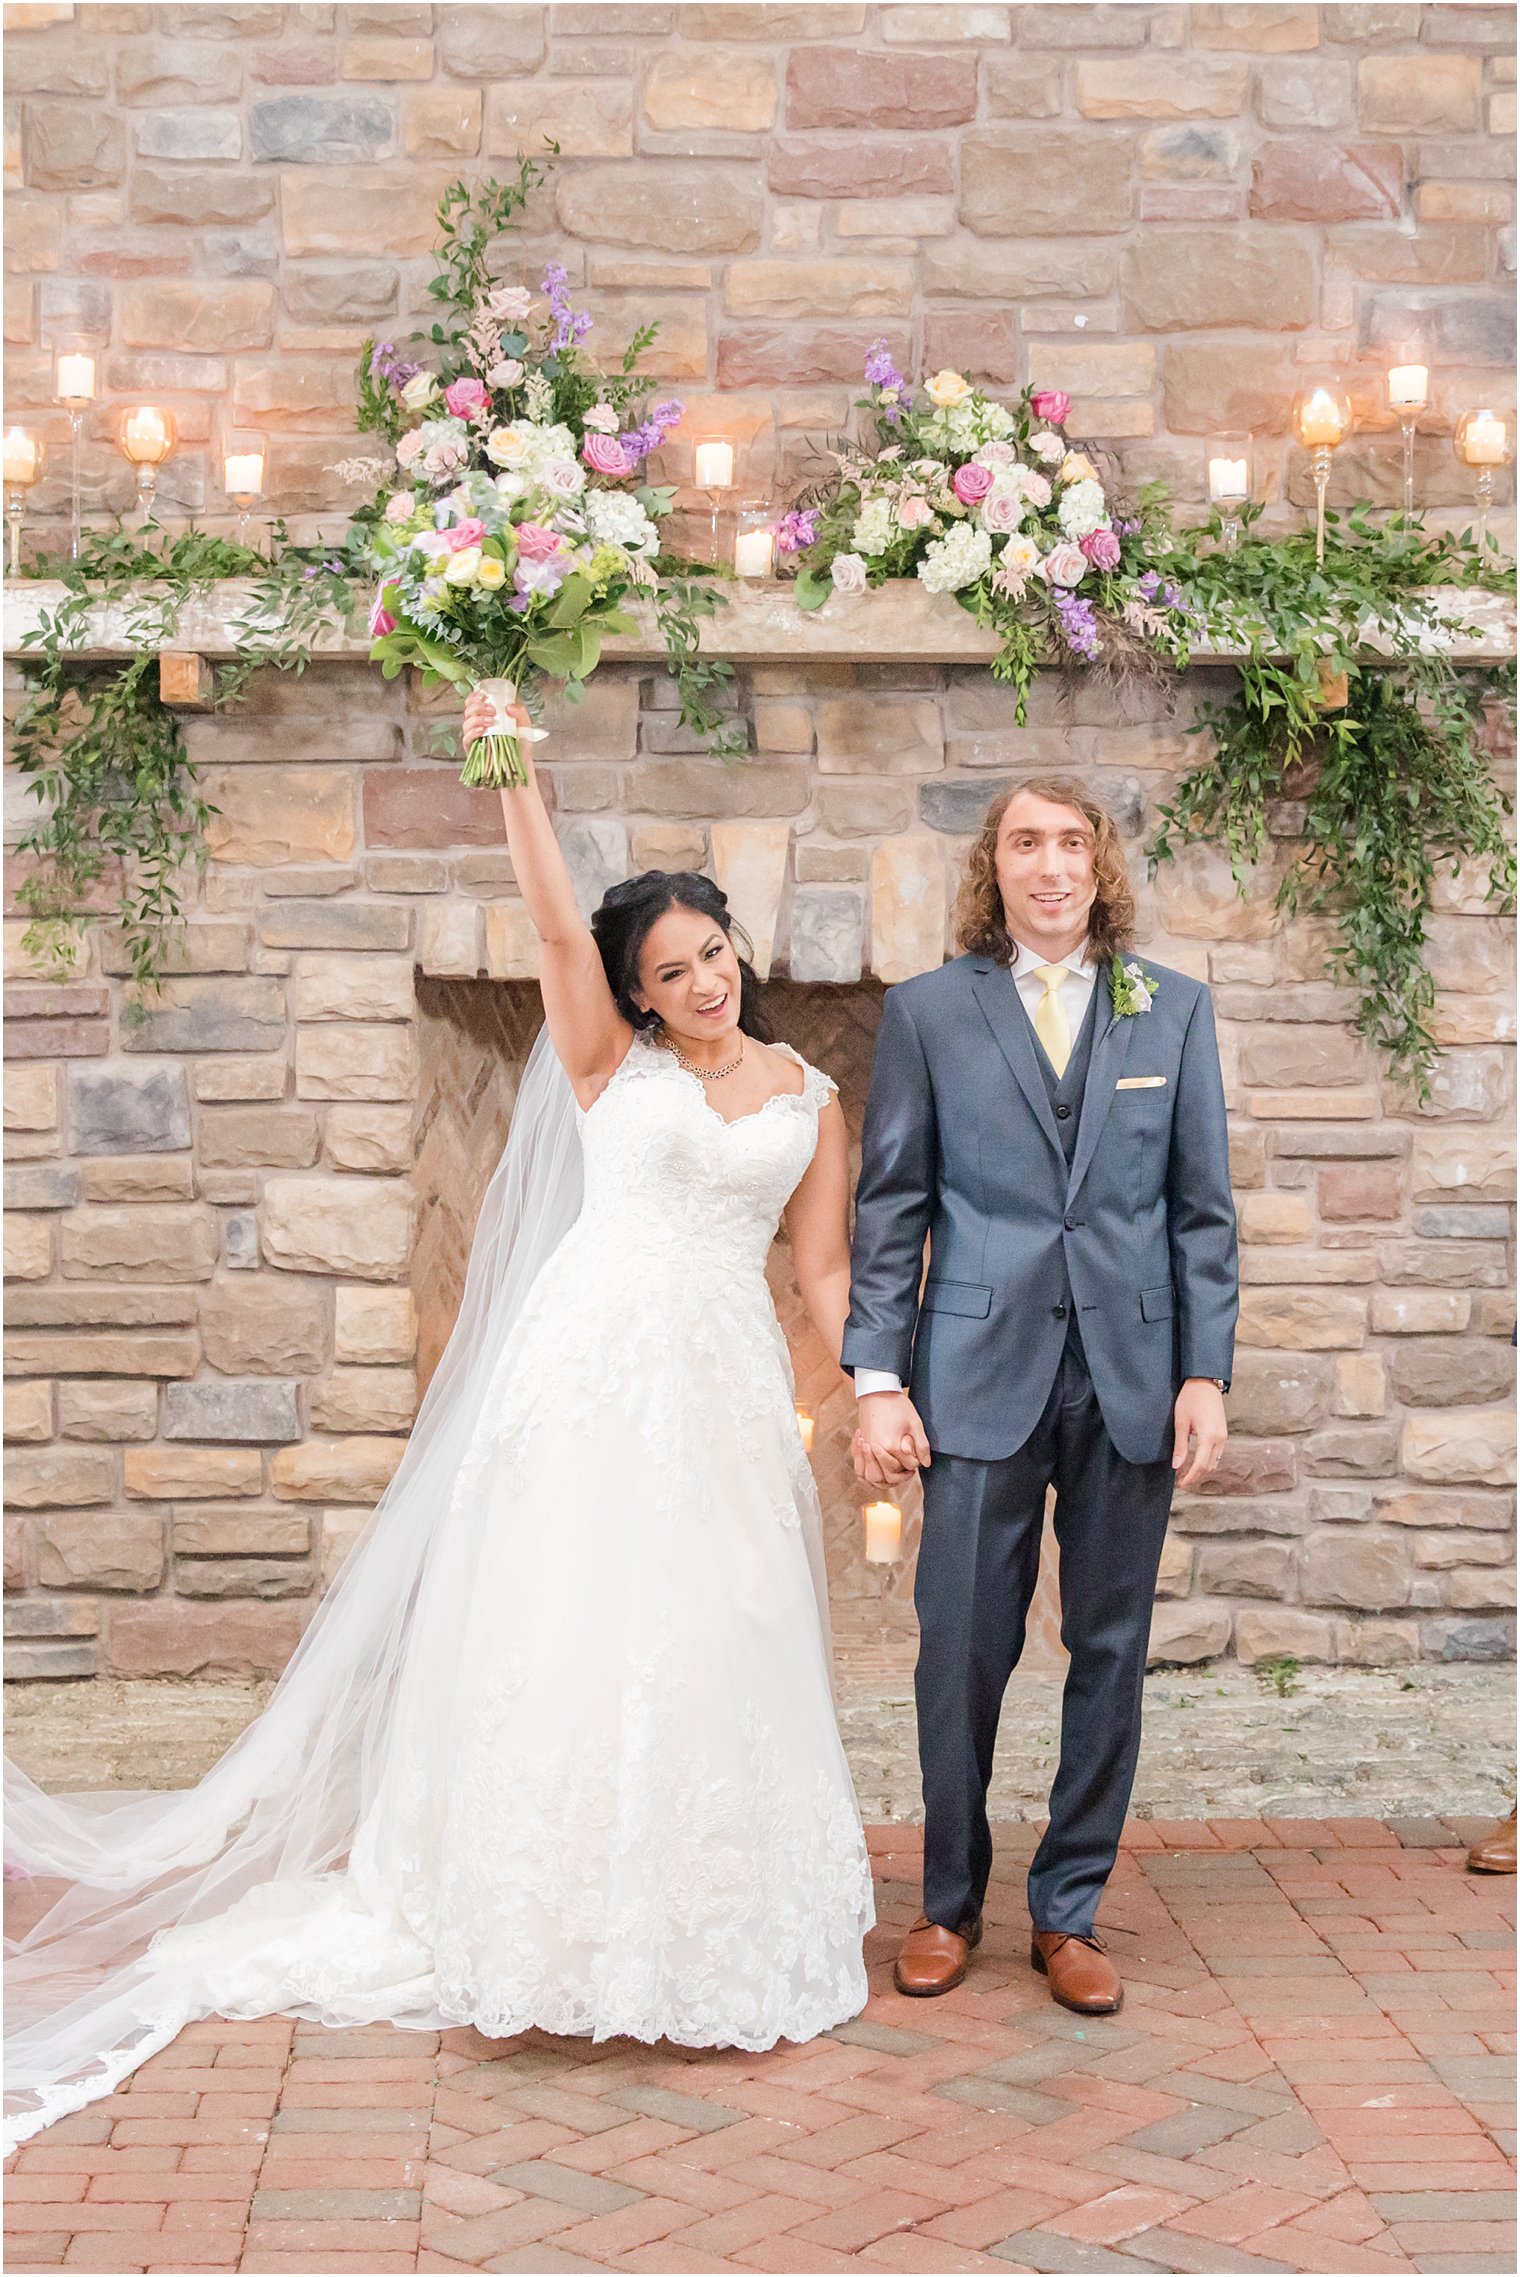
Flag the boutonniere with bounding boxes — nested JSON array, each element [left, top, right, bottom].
[[1110, 955, 1158, 1019]]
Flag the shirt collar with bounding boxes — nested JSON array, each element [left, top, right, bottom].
[[1009, 937, 1096, 983]]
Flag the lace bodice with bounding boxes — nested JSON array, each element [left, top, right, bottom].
[[574, 1031, 836, 1283]]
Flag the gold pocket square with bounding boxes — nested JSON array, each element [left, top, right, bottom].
[[1116, 1075, 1167, 1090]]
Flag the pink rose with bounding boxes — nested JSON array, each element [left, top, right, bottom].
[[897, 494, 934, 530], [367, 590, 397, 637], [1041, 543, 1087, 588], [981, 488, 1025, 535], [952, 461, 994, 505], [444, 376, 489, 420], [445, 517, 487, 552], [514, 521, 563, 561], [395, 430, 425, 469], [1031, 390, 1071, 427], [1080, 528, 1121, 571], [976, 440, 1016, 467], [582, 431, 632, 478]]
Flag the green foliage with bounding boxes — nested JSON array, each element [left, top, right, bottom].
[[9, 525, 361, 986], [1253, 1656, 1302, 1700], [1151, 507, 1516, 1094]]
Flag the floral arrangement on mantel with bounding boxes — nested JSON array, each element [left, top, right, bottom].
[[352, 166, 740, 788], [4, 166, 1514, 1088], [778, 344, 1191, 717], [777, 343, 1516, 1085]]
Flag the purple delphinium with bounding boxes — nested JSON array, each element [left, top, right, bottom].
[[864, 336, 912, 424], [774, 508, 821, 555], [1054, 590, 1101, 660], [1110, 515, 1142, 538], [370, 340, 420, 389], [541, 262, 593, 351], [618, 397, 684, 465]]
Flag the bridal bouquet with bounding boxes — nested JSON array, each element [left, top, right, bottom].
[[353, 171, 732, 786], [779, 343, 1193, 716]]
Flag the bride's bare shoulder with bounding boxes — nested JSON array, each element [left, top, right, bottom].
[[758, 1039, 809, 1099]]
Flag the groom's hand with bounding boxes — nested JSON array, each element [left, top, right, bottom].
[[854, 1391, 932, 1486], [1172, 1378, 1228, 1492]]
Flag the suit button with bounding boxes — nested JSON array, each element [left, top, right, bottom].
[[1055, 1103, 1072, 1120], [1053, 1302, 1067, 1319], [1064, 1219, 1079, 1232]]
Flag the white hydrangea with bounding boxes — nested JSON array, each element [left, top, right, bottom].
[[585, 488, 658, 556], [917, 521, 992, 595], [980, 401, 1017, 440], [852, 496, 895, 556], [1057, 479, 1110, 541]]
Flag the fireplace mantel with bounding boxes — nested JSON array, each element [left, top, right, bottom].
[[2, 578, 1514, 665]]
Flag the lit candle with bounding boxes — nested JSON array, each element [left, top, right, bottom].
[[120, 405, 172, 463], [223, 450, 265, 498], [694, 440, 734, 490], [1462, 410, 1508, 467], [1295, 387, 1348, 449], [734, 524, 774, 578], [1207, 455, 1249, 504], [55, 353, 95, 404], [795, 1406, 815, 1454], [1388, 363, 1428, 412], [864, 1500, 903, 1565], [4, 428, 40, 486]]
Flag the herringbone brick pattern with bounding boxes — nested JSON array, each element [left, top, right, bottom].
[[6, 1819, 1512, 2276], [411, 980, 544, 1391]]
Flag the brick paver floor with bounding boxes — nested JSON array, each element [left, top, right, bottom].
[[5, 1818, 1513, 2277]]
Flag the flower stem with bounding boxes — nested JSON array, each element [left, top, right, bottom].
[[459, 732, 529, 790]]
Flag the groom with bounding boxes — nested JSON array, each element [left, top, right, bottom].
[[843, 778, 1238, 2016]]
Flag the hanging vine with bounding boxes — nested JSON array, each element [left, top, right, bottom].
[[1150, 505, 1516, 1093]]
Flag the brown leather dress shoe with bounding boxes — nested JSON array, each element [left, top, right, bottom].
[[894, 1913, 983, 1997], [1466, 1805, 1517, 1874], [1031, 1929, 1123, 2015]]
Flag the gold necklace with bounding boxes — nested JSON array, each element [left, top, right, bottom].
[[659, 1030, 746, 1081]]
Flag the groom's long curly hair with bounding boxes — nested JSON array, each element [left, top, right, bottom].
[[954, 776, 1138, 967]]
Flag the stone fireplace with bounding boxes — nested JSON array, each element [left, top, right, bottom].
[[4, 589, 1515, 1686]]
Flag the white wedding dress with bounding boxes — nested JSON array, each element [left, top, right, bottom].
[[4, 1030, 873, 2146]]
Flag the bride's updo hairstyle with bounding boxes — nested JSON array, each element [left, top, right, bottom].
[[592, 870, 770, 1040]]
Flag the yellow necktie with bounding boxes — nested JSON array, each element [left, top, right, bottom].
[[1033, 964, 1071, 1077]]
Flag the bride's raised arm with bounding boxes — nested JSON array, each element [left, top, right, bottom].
[[461, 689, 631, 1102]]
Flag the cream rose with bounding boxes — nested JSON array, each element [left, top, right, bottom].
[[1040, 542, 1087, 588], [830, 552, 868, 595], [925, 368, 970, 409], [1061, 451, 1101, 486], [442, 547, 482, 585], [475, 555, 507, 590], [400, 371, 438, 413]]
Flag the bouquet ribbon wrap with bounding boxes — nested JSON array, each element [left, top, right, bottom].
[[462, 677, 548, 790]]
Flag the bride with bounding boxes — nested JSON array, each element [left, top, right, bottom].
[[3, 697, 874, 2148]]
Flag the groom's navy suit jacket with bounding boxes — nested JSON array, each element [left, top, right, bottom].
[[841, 952, 1239, 1467]]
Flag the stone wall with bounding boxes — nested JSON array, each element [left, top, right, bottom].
[[3, 2, 1515, 549], [4, 654, 1515, 1680]]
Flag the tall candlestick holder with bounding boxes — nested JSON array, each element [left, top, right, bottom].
[[55, 352, 95, 562], [1206, 436, 1252, 553], [693, 439, 734, 564], [3, 428, 43, 575], [118, 405, 176, 528], [1455, 409, 1513, 553], [1291, 384, 1351, 566], [1386, 364, 1429, 517]]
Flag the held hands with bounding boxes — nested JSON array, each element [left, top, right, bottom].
[[852, 1390, 932, 1488], [1172, 1378, 1228, 1492]]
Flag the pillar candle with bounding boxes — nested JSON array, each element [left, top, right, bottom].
[[734, 525, 773, 578], [56, 353, 95, 403], [694, 441, 734, 490], [864, 1501, 903, 1565], [1388, 364, 1428, 412]]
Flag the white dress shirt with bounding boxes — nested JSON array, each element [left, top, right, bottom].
[[854, 939, 1097, 1401]]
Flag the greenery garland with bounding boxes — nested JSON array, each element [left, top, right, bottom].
[[1150, 505, 1516, 1093]]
